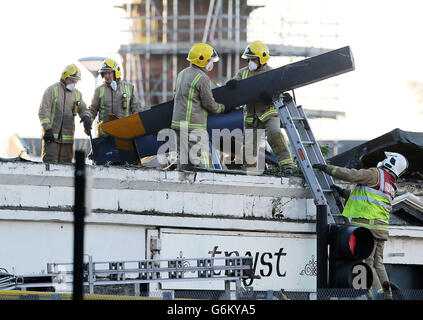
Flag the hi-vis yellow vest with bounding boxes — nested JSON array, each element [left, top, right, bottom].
[[343, 168, 397, 225]]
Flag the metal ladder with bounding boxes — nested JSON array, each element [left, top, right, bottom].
[[273, 94, 348, 225]]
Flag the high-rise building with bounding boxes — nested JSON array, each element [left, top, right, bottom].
[[116, 0, 329, 107]]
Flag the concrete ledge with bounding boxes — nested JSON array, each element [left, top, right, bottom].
[[0, 162, 316, 221], [0, 162, 311, 197], [0, 209, 316, 234]]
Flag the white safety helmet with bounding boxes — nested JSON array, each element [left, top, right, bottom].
[[377, 152, 408, 178]]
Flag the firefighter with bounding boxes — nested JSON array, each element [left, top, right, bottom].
[[171, 43, 225, 170], [38, 64, 91, 163], [313, 152, 409, 300], [88, 58, 142, 137], [226, 40, 296, 174]]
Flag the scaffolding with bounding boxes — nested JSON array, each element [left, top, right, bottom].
[[116, 0, 336, 107]]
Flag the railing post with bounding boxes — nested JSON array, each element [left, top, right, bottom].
[[73, 150, 86, 300], [317, 204, 328, 299]]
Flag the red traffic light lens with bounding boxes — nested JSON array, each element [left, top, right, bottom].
[[330, 224, 374, 260], [349, 232, 357, 256]]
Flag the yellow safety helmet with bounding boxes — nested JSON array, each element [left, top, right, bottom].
[[187, 43, 219, 68], [242, 40, 270, 65], [99, 58, 122, 80], [61, 64, 81, 81]]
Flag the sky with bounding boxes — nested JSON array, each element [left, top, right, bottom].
[[249, 0, 423, 142], [0, 0, 127, 155], [0, 0, 423, 156]]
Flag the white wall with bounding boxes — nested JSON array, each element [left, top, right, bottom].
[[1, 161, 423, 291], [0, 161, 316, 220], [0, 220, 146, 275]]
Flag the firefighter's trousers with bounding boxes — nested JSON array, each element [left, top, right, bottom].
[[243, 116, 293, 169], [175, 128, 212, 169], [42, 141, 73, 163]]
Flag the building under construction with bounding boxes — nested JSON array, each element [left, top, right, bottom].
[[116, 0, 333, 107], [1, 2, 423, 301]]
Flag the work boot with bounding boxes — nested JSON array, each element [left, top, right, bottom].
[[242, 164, 262, 176], [281, 163, 298, 175], [178, 163, 194, 171], [382, 282, 393, 300]]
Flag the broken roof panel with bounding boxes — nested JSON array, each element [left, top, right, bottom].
[[327, 128, 423, 180], [391, 192, 423, 226]]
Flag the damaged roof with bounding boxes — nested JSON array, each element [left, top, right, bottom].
[[391, 192, 423, 226], [328, 128, 423, 180]]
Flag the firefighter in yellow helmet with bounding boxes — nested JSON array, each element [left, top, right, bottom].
[[88, 58, 142, 137], [226, 40, 296, 174], [171, 43, 226, 170], [38, 64, 91, 163]]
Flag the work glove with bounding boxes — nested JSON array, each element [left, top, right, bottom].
[[43, 128, 55, 143], [222, 105, 232, 114], [226, 79, 238, 89], [331, 184, 345, 197], [259, 90, 273, 103], [312, 163, 327, 172], [81, 115, 92, 135], [282, 92, 293, 103]]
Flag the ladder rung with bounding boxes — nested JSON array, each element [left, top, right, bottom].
[[277, 97, 346, 225]]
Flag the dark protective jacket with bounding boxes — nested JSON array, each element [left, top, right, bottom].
[[171, 65, 224, 131], [234, 64, 278, 124], [89, 80, 142, 137], [38, 82, 90, 144]]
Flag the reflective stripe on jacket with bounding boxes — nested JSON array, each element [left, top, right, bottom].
[[171, 65, 224, 130], [342, 168, 397, 224], [350, 218, 389, 232], [234, 64, 278, 124], [89, 80, 141, 137], [38, 82, 90, 144]]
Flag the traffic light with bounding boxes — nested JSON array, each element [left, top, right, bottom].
[[328, 224, 374, 291]]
